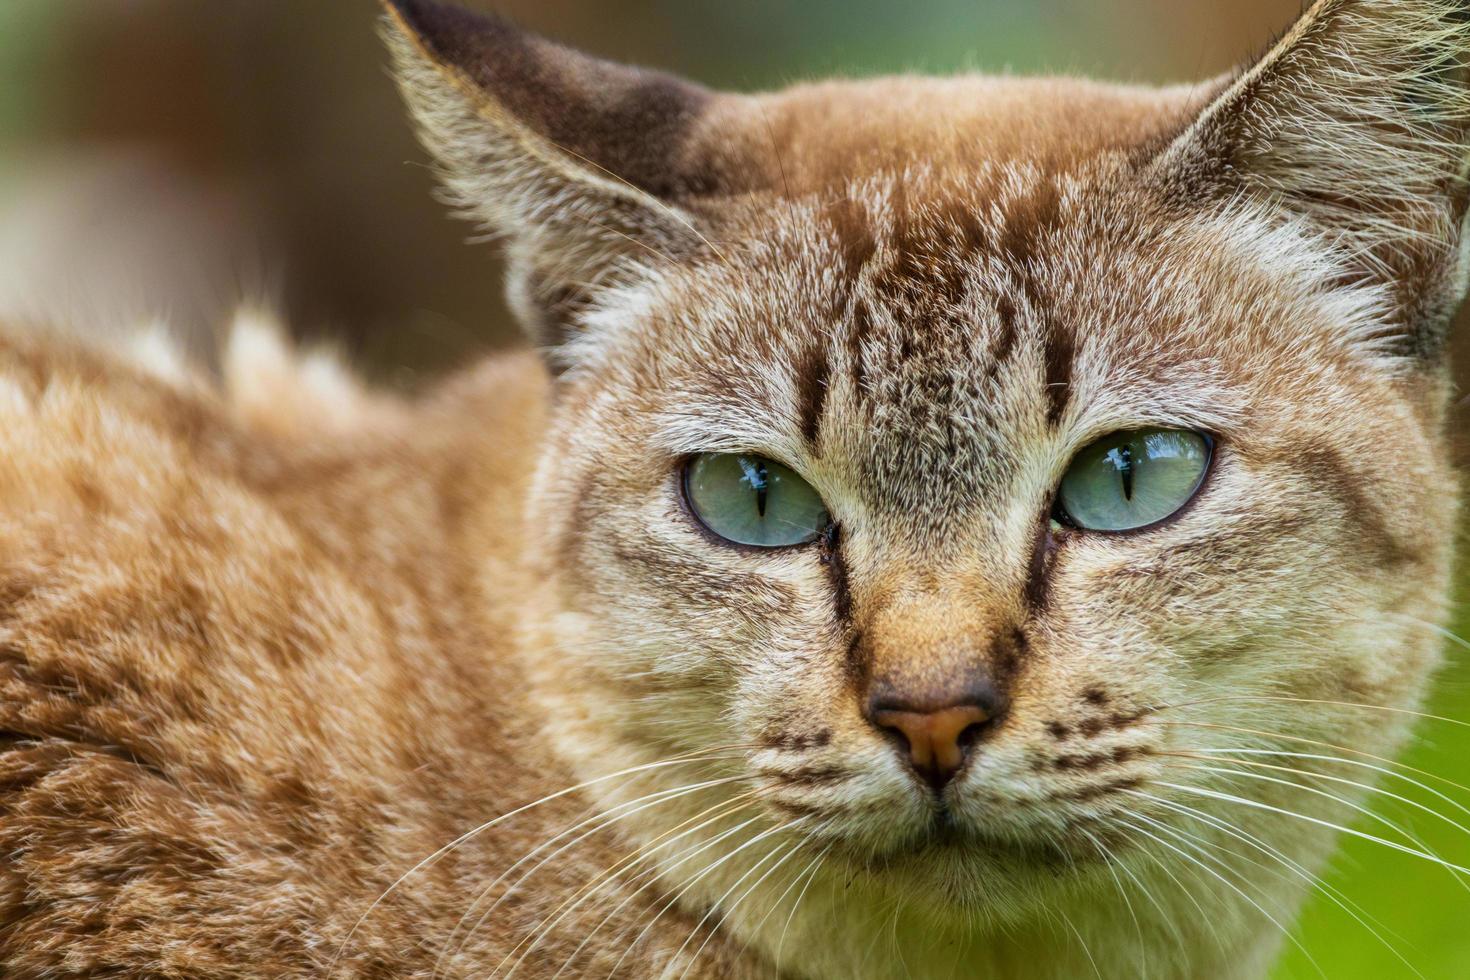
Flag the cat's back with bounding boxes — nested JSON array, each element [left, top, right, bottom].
[[0, 321, 558, 975]]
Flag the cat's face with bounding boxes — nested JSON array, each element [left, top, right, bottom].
[[385, 0, 1466, 931], [523, 160, 1453, 912]]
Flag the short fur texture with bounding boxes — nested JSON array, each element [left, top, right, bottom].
[[1, 1, 1467, 977]]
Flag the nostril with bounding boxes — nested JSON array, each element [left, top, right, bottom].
[[957, 718, 992, 753], [869, 703, 995, 791]]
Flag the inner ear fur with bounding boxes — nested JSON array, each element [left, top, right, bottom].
[[381, 0, 721, 351], [1154, 0, 1470, 357]]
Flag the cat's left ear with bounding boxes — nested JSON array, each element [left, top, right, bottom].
[[380, 0, 729, 352], [1154, 0, 1470, 358]]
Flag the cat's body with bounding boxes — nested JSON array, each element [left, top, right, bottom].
[[2, 0, 1468, 977], [0, 324, 1302, 980], [0, 328, 766, 977]]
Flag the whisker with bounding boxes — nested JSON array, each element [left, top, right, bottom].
[[439, 775, 747, 975], [1156, 719, 1470, 796], [774, 841, 832, 967], [1130, 789, 1391, 933], [1057, 908, 1103, 980], [1128, 790, 1421, 976], [1129, 809, 1288, 906], [1391, 614, 1470, 653], [1162, 756, 1470, 903], [1162, 759, 1462, 870], [543, 792, 764, 979], [1157, 695, 1470, 730], [884, 890, 910, 980], [1079, 828, 1150, 970], [598, 815, 778, 980], [496, 799, 761, 978], [1127, 807, 1379, 974], [732, 823, 829, 958], [1167, 750, 1470, 852], [1116, 813, 1325, 979], [333, 747, 751, 966], [1155, 780, 1470, 876], [675, 836, 804, 979], [1110, 821, 1227, 957], [1178, 746, 1470, 823]]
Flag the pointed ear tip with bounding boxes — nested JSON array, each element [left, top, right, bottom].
[[379, 0, 452, 22], [378, 0, 429, 46], [379, 0, 517, 47], [378, 0, 422, 28]]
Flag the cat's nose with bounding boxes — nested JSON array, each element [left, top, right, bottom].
[[867, 686, 1007, 791]]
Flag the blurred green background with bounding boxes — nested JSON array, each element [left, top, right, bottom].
[[0, 1, 1466, 975]]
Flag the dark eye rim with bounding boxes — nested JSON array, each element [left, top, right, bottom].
[[1051, 430, 1218, 536], [677, 453, 833, 554]]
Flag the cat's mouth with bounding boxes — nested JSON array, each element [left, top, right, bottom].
[[827, 802, 1117, 877], [933, 818, 1106, 863], [822, 824, 1113, 914]]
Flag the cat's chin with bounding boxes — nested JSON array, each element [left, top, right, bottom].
[[821, 809, 1117, 908], [802, 842, 1103, 930]]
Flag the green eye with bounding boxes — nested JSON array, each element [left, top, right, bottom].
[[684, 454, 831, 548], [1056, 429, 1212, 532]]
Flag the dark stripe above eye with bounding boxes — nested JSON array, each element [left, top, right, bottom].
[[987, 296, 1020, 381], [995, 178, 1072, 427], [1025, 506, 1062, 613], [795, 345, 832, 449], [1041, 322, 1075, 428]]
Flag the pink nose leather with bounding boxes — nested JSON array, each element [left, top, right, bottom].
[[871, 704, 992, 788]]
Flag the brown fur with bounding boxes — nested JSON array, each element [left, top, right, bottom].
[[2, 0, 1468, 976]]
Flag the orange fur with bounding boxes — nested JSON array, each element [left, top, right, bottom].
[[3, 1, 1468, 976]]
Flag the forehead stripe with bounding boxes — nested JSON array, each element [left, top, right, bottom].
[[795, 345, 832, 449], [1042, 324, 1075, 428]]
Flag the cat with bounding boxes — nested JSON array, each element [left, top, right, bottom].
[[1, 0, 1466, 976]]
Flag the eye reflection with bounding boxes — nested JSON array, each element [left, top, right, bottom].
[[1056, 430, 1211, 532], [684, 454, 831, 548]]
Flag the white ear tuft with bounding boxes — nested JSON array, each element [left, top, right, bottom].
[[1157, 0, 1470, 355]]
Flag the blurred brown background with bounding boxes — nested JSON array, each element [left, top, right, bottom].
[[0, 0, 1367, 382], [0, 0, 1464, 402]]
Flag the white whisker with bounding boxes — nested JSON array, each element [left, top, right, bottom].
[[500, 803, 761, 978], [774, 841, 832, 967], [676, 837, 803, 979], [1163, 759, 1466, 887], [1118, 813, 1324, 979], [333, 749, 746, 967], [1128, 790, 1421, 976], [1156, 780, 1470, 877], [1159, 695, 1470, 730], [440, 775, 746, 975], [1080, 828, 1151, 973], [544, 793, 763, 979], [598, 815, 767, 979], [1183, 747, 1470, 828]]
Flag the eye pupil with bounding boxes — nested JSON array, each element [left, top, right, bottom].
[[1057, 429, 1211, 533], [1107, 445, 1135, 501], [737, 457, 770, 517], [685, 454, 830, 548]]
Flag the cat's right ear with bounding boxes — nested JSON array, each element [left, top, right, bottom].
[[380, 0, 722, 353], [1151, 0, 1470, 360]]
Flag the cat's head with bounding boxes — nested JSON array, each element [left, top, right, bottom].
[[385, 0, 1466, 925]]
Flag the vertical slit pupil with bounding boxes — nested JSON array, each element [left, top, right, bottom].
[[739, 457, 770, 518], [1109, 445, 1135, 502]]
